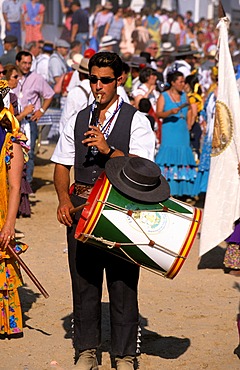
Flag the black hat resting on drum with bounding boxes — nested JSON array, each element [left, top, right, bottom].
[[105, 156, 170, 203]]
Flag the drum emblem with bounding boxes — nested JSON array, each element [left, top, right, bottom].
[[127, 210, 167, 234]]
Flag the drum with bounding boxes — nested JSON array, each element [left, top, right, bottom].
[[75, 173, 202, 279]]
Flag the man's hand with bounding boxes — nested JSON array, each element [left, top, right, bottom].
[[31, 109, 44, 122], [57, 199, 74, 227], [82, 125, 110, 155]]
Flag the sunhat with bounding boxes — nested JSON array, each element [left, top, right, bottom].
[[67, 53, 83, 68], [4, 35, 18, 44], [104, 1, 113, 9], [42, 42, 54, 53], [172, 44, 196, 57], [99, 35, 117, 48], [128, 56, 148, 68], [161, 42, 175, 53], [72, 57, 89, 74], [55, 39, 70, 48], [105, 156, 170, 203]]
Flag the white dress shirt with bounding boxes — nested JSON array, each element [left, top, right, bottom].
[[51, 96, 155, 165]]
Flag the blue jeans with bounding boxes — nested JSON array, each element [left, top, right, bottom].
[[26, 120, 38, 184], [75, 32, 89, 54], [6, 22, 22, 46]]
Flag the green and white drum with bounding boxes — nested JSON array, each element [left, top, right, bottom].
[[75, 173, 202, 279]]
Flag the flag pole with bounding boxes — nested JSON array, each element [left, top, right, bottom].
[[218, 1, 226, 18]]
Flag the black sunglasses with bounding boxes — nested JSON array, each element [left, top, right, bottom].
[[12, 74, 19, 79], [89, 75, 116, 84], [0, 69, 6, 75]]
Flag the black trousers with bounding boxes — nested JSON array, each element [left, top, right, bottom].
[[67, 194, 140, 357]]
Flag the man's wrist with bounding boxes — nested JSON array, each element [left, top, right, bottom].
[[39, 107, 45, 114], [106, 146, 116, 158]]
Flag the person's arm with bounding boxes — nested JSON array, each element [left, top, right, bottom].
[[92, 13, 99, 38], [129, 110, 156, 160], [71, 23, 79, 42], [156, 93, 180, 119], [187, 102, 193, 130], [39, 5, 45, 29], [31, 96, 53, 122], [21, 4, 26, 31], [53, 163, 73, 227], [59, 0, 69, 13], [2, 4, 11, 32], [104, 21, 110, 36], [0, 143, 24, 248], [188, 102, 198, 129], [16, 104, 35, 122]]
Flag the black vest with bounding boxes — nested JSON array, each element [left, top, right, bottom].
[[74, 102, 137, 184]]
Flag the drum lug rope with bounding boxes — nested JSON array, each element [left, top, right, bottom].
[[95, 200, 186, 258], [98, 200, 199, 223], [80, 233, 168, 277], [81, 232, 184, 258]]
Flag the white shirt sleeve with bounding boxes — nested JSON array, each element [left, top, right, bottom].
[[51, 114, 76, 166], [129, 110, 155, 161]]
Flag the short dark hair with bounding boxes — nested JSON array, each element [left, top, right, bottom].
[[139, 67, 156, 83], [71, 1, 81, 7], [70, 40, 81, 49], [16, 50, 32, 62], [166, 70, 184, 86], [139, 98, 151, 113], [122, 61, 130, 74], [89, 52, 123, 78], [185, 73, 202, 95]]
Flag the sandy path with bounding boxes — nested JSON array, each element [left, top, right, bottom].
[[1, 144, 240, 370]]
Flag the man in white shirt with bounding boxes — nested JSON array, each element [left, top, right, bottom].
[[163, 44, 196, 81], [51, 52, 155, 370], [59, 57, 93, 134], [160, 11, 181, 47], [2, 0, 23, 47], [35, 42, 54, 82]]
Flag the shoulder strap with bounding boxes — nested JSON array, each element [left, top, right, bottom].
[[169, 21, 174, 33], [78, 85, 90, 99]]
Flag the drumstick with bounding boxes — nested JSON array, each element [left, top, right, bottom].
[[7, 243, 49, 299], [70, 202, 89, 215]]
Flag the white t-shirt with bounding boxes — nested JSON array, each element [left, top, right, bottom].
[[131, 83, 160, 112], [161, 19, 181, 35]]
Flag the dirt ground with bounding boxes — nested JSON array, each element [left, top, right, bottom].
[[1, 144, 240, 370]]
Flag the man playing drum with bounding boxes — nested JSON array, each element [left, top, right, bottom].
[[51, 52, 156, 370]]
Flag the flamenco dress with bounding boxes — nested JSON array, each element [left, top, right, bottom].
[[192, 91, 216, 195], [9, 91, 32, 218], [22, 1, 45, 43], [0, 110, 29, 336], [155, 91, 197, 197]]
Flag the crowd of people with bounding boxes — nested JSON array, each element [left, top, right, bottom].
[[1, 1, 240, 369]]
